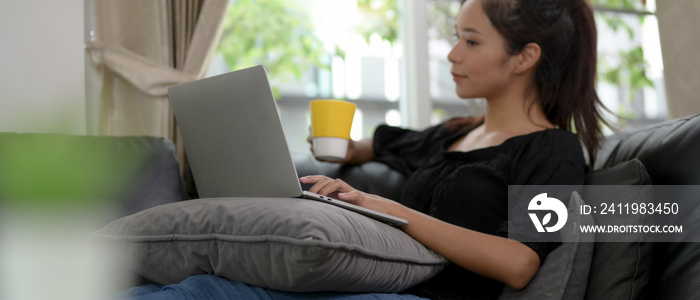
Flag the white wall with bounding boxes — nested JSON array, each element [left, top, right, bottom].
[[0, 1, 85, 134]]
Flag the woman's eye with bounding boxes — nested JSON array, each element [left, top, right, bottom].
[[466, 40, 478, 46]]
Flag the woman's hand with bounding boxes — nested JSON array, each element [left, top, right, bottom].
[[299, 175, 402, 216], [306, 125, 375, 164], [306, 133, 356, 164], [300, 175, 355, 198]]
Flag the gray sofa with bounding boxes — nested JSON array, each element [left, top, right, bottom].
[[4, 113, 697, 299]]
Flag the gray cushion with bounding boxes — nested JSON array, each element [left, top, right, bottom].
[[583, 159, 653, 300], [93, 197, 448, 292], [499, 191, 595, 300]]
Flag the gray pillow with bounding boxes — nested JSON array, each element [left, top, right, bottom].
[[93, 197, 448, 292], [500, 191, 595, 300], [583, 159, 653, 300]]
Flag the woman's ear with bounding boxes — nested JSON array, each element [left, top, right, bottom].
[[514, 43, 541, 74]]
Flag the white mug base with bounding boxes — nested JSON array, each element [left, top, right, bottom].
[[313, 137, 349, 161]]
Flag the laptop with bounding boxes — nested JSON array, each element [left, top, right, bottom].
[[167, 65, 408, 226]]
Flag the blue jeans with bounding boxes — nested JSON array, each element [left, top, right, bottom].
[[111, 274, 428, 300]]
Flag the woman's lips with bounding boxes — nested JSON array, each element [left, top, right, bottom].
[[452, 72, 466, 81]]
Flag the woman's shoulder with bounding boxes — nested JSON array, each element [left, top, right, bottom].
[[508, 128, 584, 161], [538, 129, 583, 152], [508, 129, 588, 185], [514, 128, 580, 149]]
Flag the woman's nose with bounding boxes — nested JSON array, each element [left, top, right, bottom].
[[447, 42, 460, 64]]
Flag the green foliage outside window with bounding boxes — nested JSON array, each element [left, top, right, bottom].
[[217, 0, 399, 98], [427, 1, 460, 44], [355, 0, 398, 46], [217, 0, 327, 97], [592, 0, 656, 108]]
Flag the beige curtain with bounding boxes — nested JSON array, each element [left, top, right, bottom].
[[86, 0, 228, 170], [656, 1, 700, 119]]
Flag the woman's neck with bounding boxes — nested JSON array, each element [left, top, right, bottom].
[[482, 93, 554, 136]]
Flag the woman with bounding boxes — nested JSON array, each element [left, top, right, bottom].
[[302, 0, 605, 298], [119, 0, 605, 299]]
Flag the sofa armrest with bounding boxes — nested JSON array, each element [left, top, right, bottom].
[[0, 133, 186, 219], [118, 136, 186, 217]]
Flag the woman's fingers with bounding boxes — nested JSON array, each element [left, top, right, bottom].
[[300, 176, 355, 196], [301, 177, 400, 216], [319, 178, 352, 197], [299, 176, 332, 194]]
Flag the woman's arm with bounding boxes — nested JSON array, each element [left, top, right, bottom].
[[299, 176, 541, 289], [397, 205, 540, 289], [344, 138, 375, 164]]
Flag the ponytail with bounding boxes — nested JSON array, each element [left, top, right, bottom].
[[482, 0, 608, 165]]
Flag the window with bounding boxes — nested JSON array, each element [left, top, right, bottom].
[[207, 0, 663, 154], [425, 0, 665, 130], [207, 0, 403, 154], [593, 0, 665, 128]]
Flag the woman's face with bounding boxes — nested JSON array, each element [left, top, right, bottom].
[[447, 0, 517, 100]]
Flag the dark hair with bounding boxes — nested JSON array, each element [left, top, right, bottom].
[[477, 0, 608, 165]]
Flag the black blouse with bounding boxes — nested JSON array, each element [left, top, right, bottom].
[[372, 121, 587, 300]]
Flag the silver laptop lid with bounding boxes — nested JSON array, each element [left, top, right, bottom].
[[168, 65, 303, 198]]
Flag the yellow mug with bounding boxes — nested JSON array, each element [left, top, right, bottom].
[[309, 99, 357, 160]]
